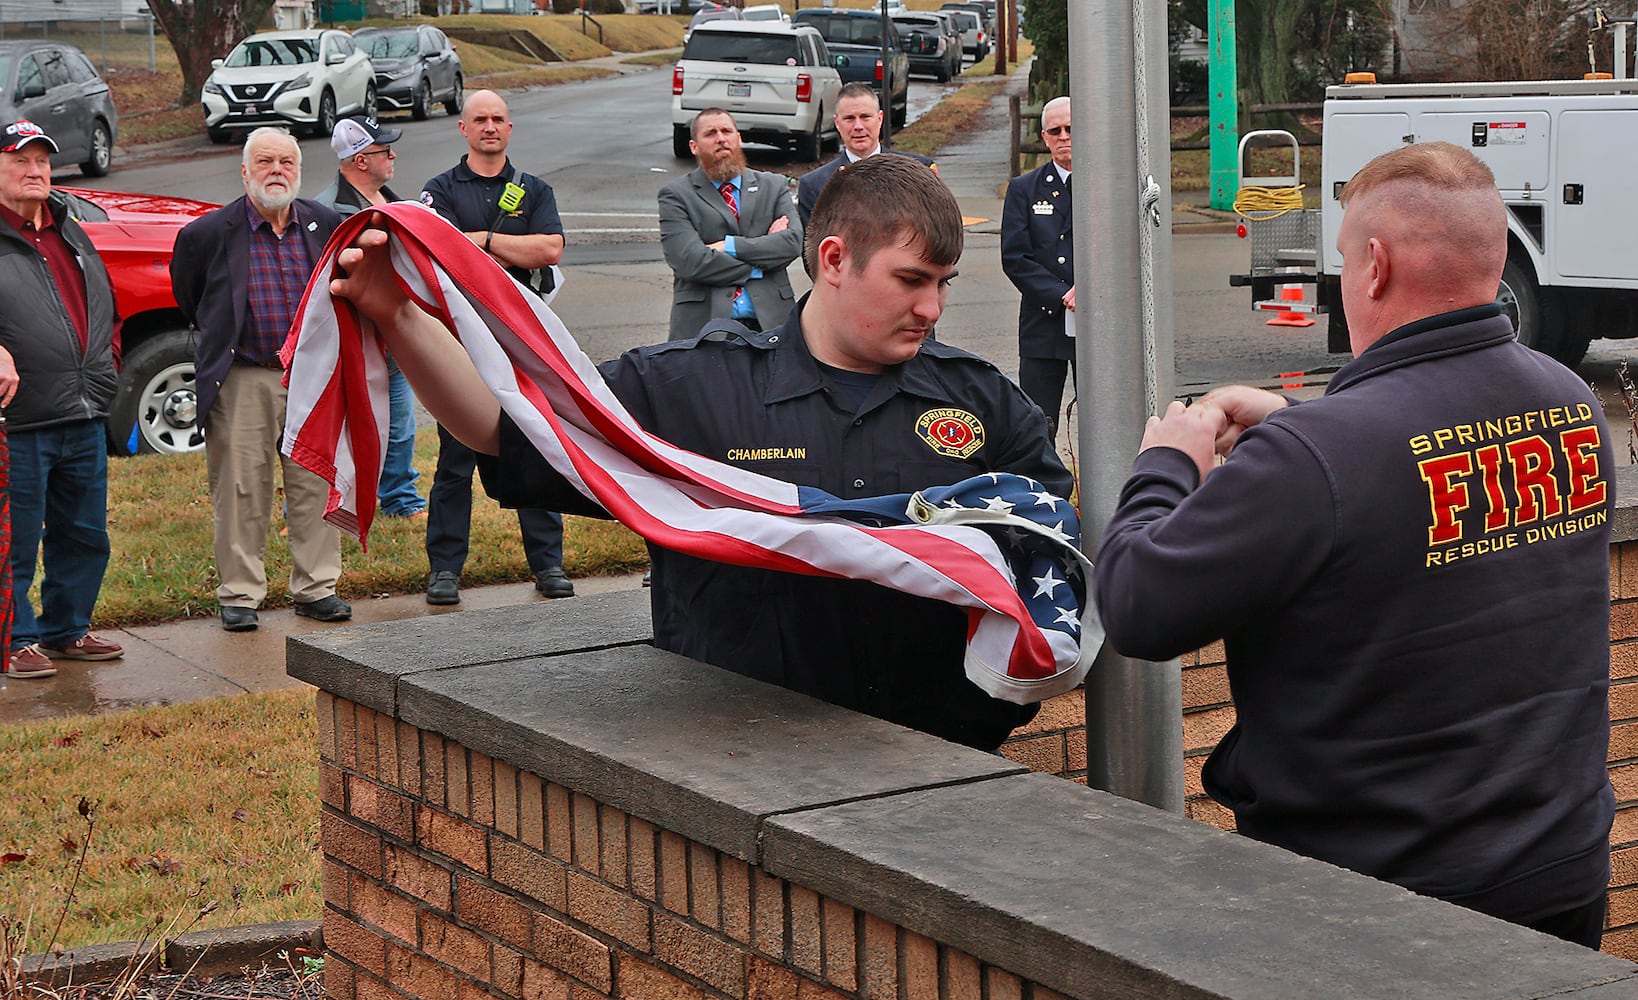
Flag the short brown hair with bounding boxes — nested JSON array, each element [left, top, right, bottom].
[[836, 82, 880, 107], [690, 108, 736, 140], [803, 154, 961, 275], [1339, 141, 1496, 206]]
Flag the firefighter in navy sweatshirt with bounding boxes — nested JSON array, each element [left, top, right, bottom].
[[1096, 142, 1614, 949]]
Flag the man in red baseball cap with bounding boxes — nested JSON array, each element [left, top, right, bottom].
[[0, 119, 125, 678]]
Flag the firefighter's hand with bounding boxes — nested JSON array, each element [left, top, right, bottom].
[[1198, 385, 1291, 455], [330, 225, 419, 332], [1140, 400, 1226, 483], [1063, 285, 1076, 312]]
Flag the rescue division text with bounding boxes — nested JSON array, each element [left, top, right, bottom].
[[1413, 403, 1608, 567]]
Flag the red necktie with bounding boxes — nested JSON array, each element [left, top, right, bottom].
[[719, 180, 746, 310]]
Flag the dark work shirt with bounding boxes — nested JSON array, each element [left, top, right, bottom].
[[241, 199, 315, 366], [420, 156, 563, 286], [481, 305, 1070, 751], [0, 201, 88, 353]]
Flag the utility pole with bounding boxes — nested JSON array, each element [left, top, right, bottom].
[[879, 0, 892, 146], [996, 0, 1008, 75], [1073, 0, 1183, 813]]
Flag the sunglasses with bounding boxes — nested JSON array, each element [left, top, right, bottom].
[[1042, 125, 1071, 138], [358, 147, 395, 158]]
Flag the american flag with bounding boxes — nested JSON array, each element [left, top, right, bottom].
[[280, 202, 1098, 704]]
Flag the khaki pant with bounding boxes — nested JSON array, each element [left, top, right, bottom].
[[205, 365, 341, 607]]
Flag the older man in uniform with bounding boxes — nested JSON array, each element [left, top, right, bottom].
[[0, 120, 123, 677], [172, 127, 349, 632], [418, 90, 570, 605], [795, 82, 936, 228], [1000, 96, 1074, 438], [658, 108, 802, 341], [332, 154, 1068, 752], [1096, 142, 1614, 948]]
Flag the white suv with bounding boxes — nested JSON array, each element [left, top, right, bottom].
[[201, 29, 375, 143], [671, 21, 843, 162]]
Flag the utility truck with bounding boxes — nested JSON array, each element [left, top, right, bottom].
[[1231, 20, 1638, 367]]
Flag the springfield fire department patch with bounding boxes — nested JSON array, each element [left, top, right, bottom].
[[917, 408, 985, 459]]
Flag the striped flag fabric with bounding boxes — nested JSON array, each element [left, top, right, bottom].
[[280, 202, 1098, 704]]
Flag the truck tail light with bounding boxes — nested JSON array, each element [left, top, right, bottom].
[[875, 57, 883, 82], [796, 73, 813, 102], [672, 64, 684, 95], [978, 30, 986, 44]]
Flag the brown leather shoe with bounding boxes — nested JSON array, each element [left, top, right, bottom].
[[41, 632, 123, 661], [7, 644, 58, 678]]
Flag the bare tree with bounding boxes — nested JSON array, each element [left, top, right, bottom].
[[148, 0, 282, 108], [1423, 0, 1600, 81]]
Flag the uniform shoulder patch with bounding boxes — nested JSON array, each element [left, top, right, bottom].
[[917, 408, 985, 459]]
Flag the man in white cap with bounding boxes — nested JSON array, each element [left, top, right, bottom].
[[0, 119, 124, 678], [315, 115, 405, 217], [314, 115, 425, 520]]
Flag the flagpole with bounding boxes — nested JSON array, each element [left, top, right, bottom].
[[1074, 0, 1184, 813]]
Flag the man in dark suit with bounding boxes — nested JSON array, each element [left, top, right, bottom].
[[1000, 96, 1074, 438], [797, 82, 937, 228], [171, 126, 350, 632], [658, 108, 802, 341]]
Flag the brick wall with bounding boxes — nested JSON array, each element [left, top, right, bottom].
[[315, 692, 1079, 1000], [294, 596, 1638, 996]]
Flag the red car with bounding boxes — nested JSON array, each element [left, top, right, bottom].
[[56, 186, 218, 455]]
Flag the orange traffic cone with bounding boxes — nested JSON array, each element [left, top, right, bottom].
[[1266, 284, 1315, 327]]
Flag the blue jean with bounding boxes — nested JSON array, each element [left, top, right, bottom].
[[377, 361, 426, 517], [7, 420, 111, 649]]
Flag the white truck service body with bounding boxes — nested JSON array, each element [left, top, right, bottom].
[[1241, 74, 1638, 364]]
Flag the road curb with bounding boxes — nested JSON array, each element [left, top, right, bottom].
[[19, 919, 321, 987]]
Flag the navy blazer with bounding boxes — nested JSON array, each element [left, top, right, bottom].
[[796, 147, 935, 227], [171, 195, 340, 430], [1000, 162, 1074, 361]]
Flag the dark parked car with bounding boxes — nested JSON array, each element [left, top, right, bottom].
[[892, 12, 961, 82], [0, 41, 117, 176], [790, 9, 909, 127], [355, 25, 463, 120]]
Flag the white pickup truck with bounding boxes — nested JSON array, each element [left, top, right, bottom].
[[671, 21, 844, 162]]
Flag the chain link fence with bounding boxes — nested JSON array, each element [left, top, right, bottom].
[[0, 1, 160, 74]]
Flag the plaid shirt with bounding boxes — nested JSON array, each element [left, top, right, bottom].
[[241, 199, 316, 367]]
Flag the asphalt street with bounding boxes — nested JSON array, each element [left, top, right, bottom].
[[80, 60, 1347, 395]]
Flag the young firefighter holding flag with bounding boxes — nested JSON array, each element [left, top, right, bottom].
[[325, 155, 1079, 751]]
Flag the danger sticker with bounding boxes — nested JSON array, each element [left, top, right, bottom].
[[1488, 122, 1527, 145]]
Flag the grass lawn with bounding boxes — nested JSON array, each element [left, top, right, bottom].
[[0, 691, 321, 954], [96, 428, 649, 627]]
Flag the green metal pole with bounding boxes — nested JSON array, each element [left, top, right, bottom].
[[1208, 0, 1237, 210]]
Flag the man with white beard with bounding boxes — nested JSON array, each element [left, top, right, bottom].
[[172, 127, 350, 632]]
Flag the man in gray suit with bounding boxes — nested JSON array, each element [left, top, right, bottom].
[[658, 108, 802, 341]]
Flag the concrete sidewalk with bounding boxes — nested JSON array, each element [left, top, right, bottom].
[[0, 573, 646, 726]]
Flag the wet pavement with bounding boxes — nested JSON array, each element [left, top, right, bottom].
[[0, 573, 646, 727]]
